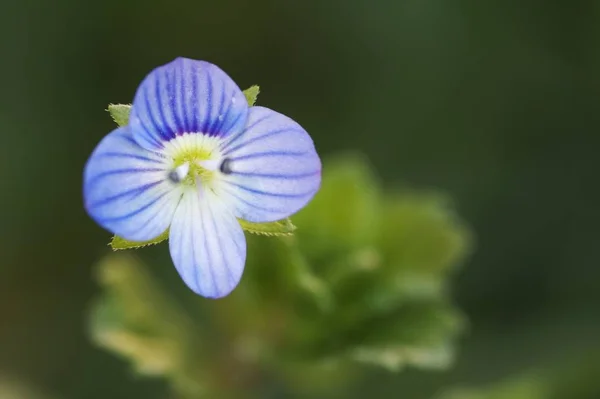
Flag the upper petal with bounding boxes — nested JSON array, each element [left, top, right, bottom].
[[217, 106, 321, 223], [83, 127, 182, 241], [169, 185, 246, 298], [128, 58, 249, 151]]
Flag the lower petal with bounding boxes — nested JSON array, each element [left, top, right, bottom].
[[83, 127, 181, 241], [168, 185, 246, 298], [218, 106, 322, 222]]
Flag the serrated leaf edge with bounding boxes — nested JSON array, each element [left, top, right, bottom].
[[110, 218, 296, 250]]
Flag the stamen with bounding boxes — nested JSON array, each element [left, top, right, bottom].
[[198, 159, 220, 172], [220, 158, 233, 174], [168, 162, 190, 183]]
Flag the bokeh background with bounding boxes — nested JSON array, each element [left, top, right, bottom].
[[1, 0, 599, 398]]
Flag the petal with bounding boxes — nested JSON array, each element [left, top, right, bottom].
[[217, 106, 321, 223], [83, 127, 182, 241], [129, 58, 249, 151], [169, 184, 246, 298]]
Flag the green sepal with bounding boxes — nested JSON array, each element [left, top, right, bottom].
[[110, 229, 170, 251], [107, 104, 131, 127], [243, 85, 260, 106], [110, 218, 296, 250], [238, 218, 296, 236]]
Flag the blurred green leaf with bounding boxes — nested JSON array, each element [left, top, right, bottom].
[[293, 153, 381, 258], [90, 152, 475, 397], [435, 374, 548, 399], [548, 352, 600, 399], [347, 302, 465, 371], [326, 191, 473, 329], [0, 377, 58, 399], [89, 253, 206, 397], [378, 192, 473, 275], [433, 351, 600, 399]]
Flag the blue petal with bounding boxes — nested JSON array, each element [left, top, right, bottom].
[[218, 106, 321, 222], [129, 58, 249, 150], [83, 127, 183, 241], [169, 185, 246, 298]]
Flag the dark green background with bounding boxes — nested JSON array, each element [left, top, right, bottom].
[[1, 0, 598, 398]]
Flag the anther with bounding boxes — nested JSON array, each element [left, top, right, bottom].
[[220, 158, 233, 174], [168, 162, 190, 183]]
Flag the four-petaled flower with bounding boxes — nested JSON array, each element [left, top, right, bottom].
[[83, 58, 321, 298]]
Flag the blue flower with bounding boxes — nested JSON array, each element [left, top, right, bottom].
[[84, 58, 321, 298]]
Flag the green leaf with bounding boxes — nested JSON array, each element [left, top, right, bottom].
[[243, 85, 260, 106], [434, 374, 549, 399], [106, 86, 260, 128], [110, 229, 170, 250], [107, 104, 131, 126], [239, 218, 296, 236], [351, 343, 454, 372], [0, 377, 57, 399], [378, 192, 473, 275], [292, 153, 381, 257], [89, 153, 477, 397], [346, 301, 465, 372], [110, 218, 295, 250], [89, 253, 206, 397]]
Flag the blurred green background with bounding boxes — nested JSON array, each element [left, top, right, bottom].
[[1, 0, 599, 398]]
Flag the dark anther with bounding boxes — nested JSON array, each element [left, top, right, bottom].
[[168, 170, 181, 183], [220, 158, 233, 174]]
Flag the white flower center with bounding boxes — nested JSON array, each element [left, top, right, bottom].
[[162, 133, 224, 187]]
